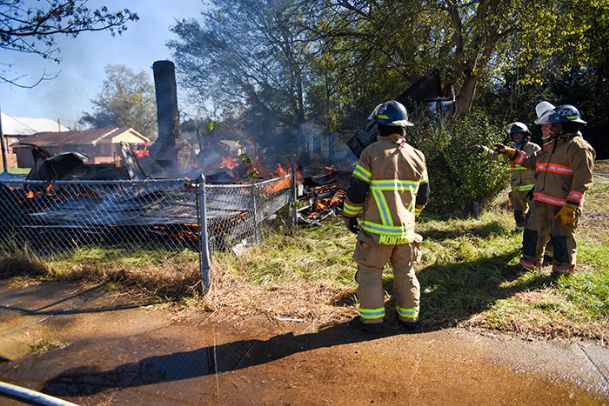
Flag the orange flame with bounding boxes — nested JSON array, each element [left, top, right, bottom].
[[219, 154, 239, 170], [275, 163, 288, 177], [76, 191, 100, 199], [264, 177, 292, 195], [152, 225, 199, 241]]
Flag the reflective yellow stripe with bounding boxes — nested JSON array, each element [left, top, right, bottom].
[[369, 179, 418, 227], [509, 164, 527, 171], [513, 184, 534, 192], [362, 221, 415, 244], [343, 201, 362, 216], [359, 307, 385, 320], [370, 179, 420, 191], [415, 207, 423, 217], [396, 306, 418, 319], [353, 164, 372, 183], [372, 189, 392, 226], [361, 221, 414, 234]]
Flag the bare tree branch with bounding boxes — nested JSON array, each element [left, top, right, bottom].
[[0, 0, 138, 87]]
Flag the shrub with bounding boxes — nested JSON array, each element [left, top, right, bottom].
[[412, 110, 509, 215]]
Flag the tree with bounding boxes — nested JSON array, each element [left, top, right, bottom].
[[0, 0, 138, 87], [305, 1, 602, 118], [168, 0, 313, 127], [80, 65, 157, 139]]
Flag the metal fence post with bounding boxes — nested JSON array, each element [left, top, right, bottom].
[[291, 166, 297, 226], [197, 174, 211, 295], [252, 184, 260, 244]]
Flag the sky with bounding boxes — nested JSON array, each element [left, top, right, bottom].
[[0, 0, 205, 129]]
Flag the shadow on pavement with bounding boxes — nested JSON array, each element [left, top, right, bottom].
[[0, 284, 147, 316], [42, 321, 406, 397]]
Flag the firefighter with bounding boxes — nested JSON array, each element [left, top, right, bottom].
[[473, 122, 541, 232], [534, 101, 556, 265], [493, 105, 595, 276], [342, 100, 430, 334]]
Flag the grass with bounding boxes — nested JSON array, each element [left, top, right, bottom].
[[1, 163, 608, 342], [207, 204, 608, 342], [0, 167, 30, 175], [594, 159, 609, 174], [0, 246, 202, 302], [30, 339, 70, 355], [207, 168, 609, 342]]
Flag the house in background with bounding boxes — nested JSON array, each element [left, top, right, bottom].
[[16, 127, 150, 167], [1, 112, 69, 169]]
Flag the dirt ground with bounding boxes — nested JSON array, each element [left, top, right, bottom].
[[1, 280, 608, 405]]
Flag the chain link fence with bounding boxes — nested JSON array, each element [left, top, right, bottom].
[[0, 174, 294, 293], [205, 175, 293, 250]]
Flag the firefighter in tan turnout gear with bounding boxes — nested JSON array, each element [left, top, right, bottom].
[[342, 100, 430, 334], [535, 101, 557, 265], [474, 122, 541, 232], [494, 105, 596, 276]]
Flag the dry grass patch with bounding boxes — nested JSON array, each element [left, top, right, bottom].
[[200, 262, 354, 325], [0, 250, 47, 279]]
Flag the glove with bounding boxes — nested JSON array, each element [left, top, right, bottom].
[[470, 144, 490, 155], [555, 204, 577, 225], [493, 144, 517, 159], [345, 217, 360, 234]]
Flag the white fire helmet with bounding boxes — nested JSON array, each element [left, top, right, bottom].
[[506, 121, 530, 135], [534, 101, 555, 125]]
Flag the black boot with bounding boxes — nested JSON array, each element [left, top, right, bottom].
[[349, 317, 384, 334], [398, 319, 420, 331]]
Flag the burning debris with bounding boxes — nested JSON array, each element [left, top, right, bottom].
[[293, 164, 348, 226], [0, 173, 294, 254], [0, 59, 358, 257]]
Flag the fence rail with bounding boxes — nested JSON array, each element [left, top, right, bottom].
[[0, 174, 293, 294]]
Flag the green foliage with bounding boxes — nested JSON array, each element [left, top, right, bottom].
[[414, 111, 509, 214], [79, 65, 157, 139], [169, 1, 609, 154], [169, 1, 311, 126]]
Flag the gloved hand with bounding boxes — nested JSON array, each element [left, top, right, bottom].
[[493, 144, 517, 159], [345, 217, 360, 234], [555, 204, 577, 225], [470, 144, 491, 155]]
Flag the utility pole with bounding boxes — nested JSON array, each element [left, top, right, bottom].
[[0, 106, 8, 173]]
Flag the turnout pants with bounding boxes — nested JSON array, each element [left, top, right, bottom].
[[353, 231, 421, 324], [509, 189, 531, 231], [520, 201, 578, 274]]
